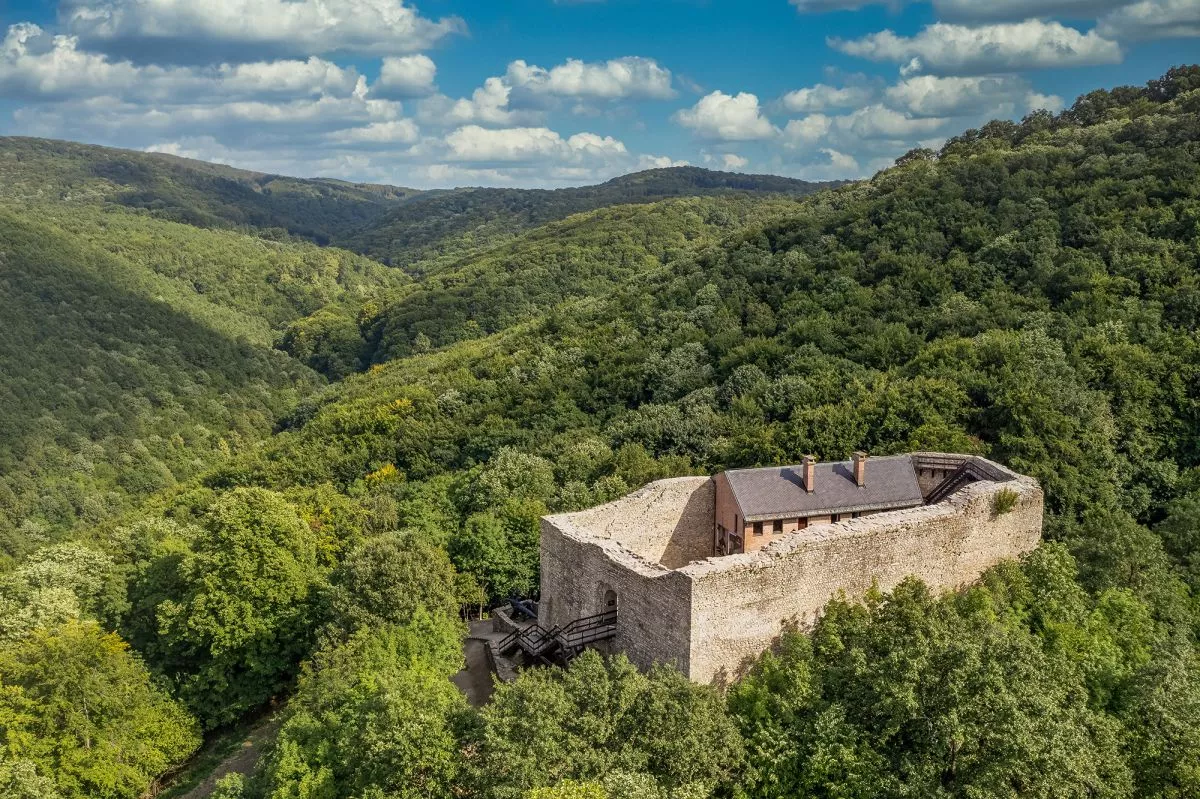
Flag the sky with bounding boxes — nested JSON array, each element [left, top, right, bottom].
[[0, 0, 1196, 188]]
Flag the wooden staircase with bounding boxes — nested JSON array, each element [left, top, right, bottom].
[[497, 609, 618, 667], [925, 460, 988, 505]]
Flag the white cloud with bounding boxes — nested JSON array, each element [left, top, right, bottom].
[[840, 105, 949, 138], [781, 82, 874, 112], [60, 0, 464, 60], [1, 23, 140, 99], [674, 91, 777, 141], [416, 55, 675, 131], [775, 66, 1074, 183], [637, 154, 690, 170], [16, 93, 405, 146], [721, 153, 749, 169], [782, 115, 834, 146], [0, 24, 364, 102], [1097, 0, 1200, 39], [327, 119, 420, 146], [376, 54, 436, 98], [832, 21, 1123, 75], [783, 105, 948, 151], [505, 56, 675, 100], [884, 75, 1063, 117], [443, 124, 626, 163], [417, 77, 536, 127]]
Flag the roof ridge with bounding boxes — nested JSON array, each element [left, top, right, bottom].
[[722, 453, 911, 475]]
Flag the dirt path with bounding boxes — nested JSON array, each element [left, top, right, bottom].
[[174, 717, 281, 799]]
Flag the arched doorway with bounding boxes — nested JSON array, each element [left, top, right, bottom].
[[597, 581, 618, 615]]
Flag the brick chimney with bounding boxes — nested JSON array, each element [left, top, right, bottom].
[[852, 451, 868, 487], [802, 455, 816, 493]]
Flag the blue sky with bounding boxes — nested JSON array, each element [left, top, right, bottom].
[[0, 0, 1196, 187]]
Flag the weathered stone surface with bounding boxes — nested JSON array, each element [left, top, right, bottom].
[[539, 454, 1043, 685]]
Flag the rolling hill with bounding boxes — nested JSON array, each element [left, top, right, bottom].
[[0, 137, 419, 244], [335, 165, 841, 271]]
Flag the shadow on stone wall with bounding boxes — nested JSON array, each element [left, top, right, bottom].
[[657, 481, 716, 569]]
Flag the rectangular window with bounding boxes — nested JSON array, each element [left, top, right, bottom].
[[852, 511, 861, 519], [831, 513, 841, 523], [753, 521, 764, 536], [797, 517, 808, 530], [772, 519, 783, 534]]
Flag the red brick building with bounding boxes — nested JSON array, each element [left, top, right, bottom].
[[714, 452, 934, 555]]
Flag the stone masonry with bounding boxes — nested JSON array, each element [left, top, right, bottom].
[[538, 453, 1043, 685]]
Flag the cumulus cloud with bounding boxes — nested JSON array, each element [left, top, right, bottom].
[[505, 56, 675, 100], [775, 66, 1073, 183], [326, 119, 420, 146], [884, 75, 1063, 117], [1097, 0, 1200, 39], [832, 21, 1123, 75], [782, 115, 834, 146], [416, 77, 538, 127], [838, 105, 948, 139], [782, 106, 946, 151], [1, 23, 141, 99], [0, 24, 364, 102], [637, 154, 690, 169], [375, 54, 436, 98], [60, 0, 464, 61], [3, 22, 411, 160], [781, 82, 874, 112], [443, 125, 626, 163], [416, 55, 675, 130], [674, 91, 777, 141]]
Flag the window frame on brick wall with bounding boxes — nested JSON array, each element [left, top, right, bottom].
[[772, 519, 783, 534], [753, 521, 764, 536]]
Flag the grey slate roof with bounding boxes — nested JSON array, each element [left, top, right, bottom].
[[725, 455, 925, 521]]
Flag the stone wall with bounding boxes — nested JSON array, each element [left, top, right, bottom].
[[549, 476, 714, 568], [538, 455, 1043, 686], [681, 468, 1042, 684], [538, 477, 712, 672]]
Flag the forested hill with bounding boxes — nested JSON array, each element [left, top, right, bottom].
[[2, 66, 1200, 799], [281, 194, 808, 375], [0, 137, 420, 243], [0, 138, 835, 266], [333, 166, 839, 270]]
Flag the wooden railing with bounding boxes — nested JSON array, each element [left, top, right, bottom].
[[496, 609, 618, 666]]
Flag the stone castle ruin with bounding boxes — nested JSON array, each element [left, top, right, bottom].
[[537, 452, 1043, 684]]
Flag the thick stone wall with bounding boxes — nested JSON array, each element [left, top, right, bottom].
[[550, 476, 714, 568], [681, 468, 1042, 684], [539, 456, 1043, 686], [538, 477, 711, 672]]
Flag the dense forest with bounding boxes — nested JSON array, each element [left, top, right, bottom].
[[338, 166, 837, 271], [0, 66, 1199, 799]]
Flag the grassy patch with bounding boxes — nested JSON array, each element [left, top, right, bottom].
[[992, 488, 1020, 517]]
